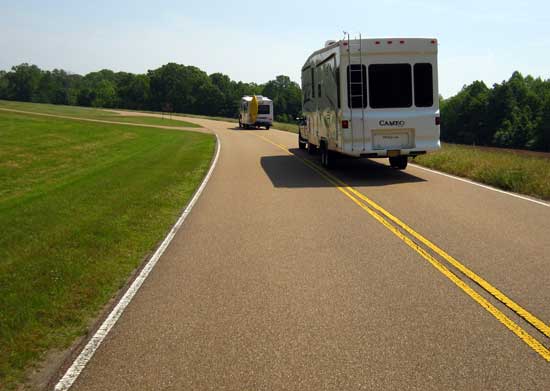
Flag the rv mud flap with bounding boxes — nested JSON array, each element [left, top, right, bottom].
[[387, 150, 401, 157]]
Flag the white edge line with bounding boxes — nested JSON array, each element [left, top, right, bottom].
[[54, 134, 221, 391], [410, 163, 550, 208]]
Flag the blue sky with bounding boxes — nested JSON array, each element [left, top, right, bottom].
[[1, 0, 549, 97]]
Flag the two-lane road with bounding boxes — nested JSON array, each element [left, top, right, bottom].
[[61, 117, 550, 390]]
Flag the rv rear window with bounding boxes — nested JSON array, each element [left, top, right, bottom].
[[258, 105, 270, 114], [414, 63, 433, 107], [368, 64, 412, 108], [347, 64, 367, 108]]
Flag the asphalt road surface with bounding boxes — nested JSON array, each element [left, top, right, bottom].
[[62, 116, 550, 390]]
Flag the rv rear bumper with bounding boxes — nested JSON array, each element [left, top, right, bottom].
[[343, 140, 441, 158], [359, 150, 429, 158]]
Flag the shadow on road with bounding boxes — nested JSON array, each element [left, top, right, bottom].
[[261, 148, 426, 188]]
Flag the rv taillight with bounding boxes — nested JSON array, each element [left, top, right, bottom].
[[375, 41, 380, 45], [435, 116, 441, 125], [431, 39, 437, 44], [342, 120, 349, 129], [399, 40, 405, 44]]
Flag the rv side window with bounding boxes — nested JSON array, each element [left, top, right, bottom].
[[368, 64, 412, 108], [347, 64, 367, 108], [414, 63, 434, 107]]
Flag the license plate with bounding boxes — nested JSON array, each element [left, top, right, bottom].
[[387, 150, 400, 157], [372, 129, 413, 150]]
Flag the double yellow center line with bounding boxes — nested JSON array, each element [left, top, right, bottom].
[[255, 133, 550, 361]]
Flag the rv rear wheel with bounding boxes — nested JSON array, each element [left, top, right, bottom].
[[298, 133, 307, 150], [265, 125, 270, 130], [389, 156, 408, 170], [320, 142, 331, 168], [307, 142, 316, 155]]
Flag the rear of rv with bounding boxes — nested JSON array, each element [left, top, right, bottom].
[[340, 38, 440, 158], [239, 95, 273, 129], [256, 97, 273, 128]]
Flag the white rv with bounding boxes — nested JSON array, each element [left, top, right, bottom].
[[300, 37, 440, 169], [239, 95, 273, 129]]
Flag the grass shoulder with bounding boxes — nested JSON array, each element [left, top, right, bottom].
[[0, 110, 215, 389], [414, 143, 550, 200]]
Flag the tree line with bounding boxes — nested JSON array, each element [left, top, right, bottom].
[[0, 63, 302, 123], [441, 71, 550, 151], [1, 63, 549, 151]]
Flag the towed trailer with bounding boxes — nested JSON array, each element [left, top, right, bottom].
[[299, 36, 441, 169], [239, 95, 273, 130]]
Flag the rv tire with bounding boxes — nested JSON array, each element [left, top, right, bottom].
[[320, 142, 331, 168], [265, 125, 270, 130], [389, 156, 408, 170], [298, 133, 307, 150], [307, 142, 316, 155]]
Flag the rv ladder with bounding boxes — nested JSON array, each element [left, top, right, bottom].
[[347, 33, 367, 152]]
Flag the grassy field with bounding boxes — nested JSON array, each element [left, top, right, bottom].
[[414, 143, 550, 200], [0, 99, 298, 136], [272, 121, 298, 133], [0, 100, 201, 128], [0, 110, 215, 389]]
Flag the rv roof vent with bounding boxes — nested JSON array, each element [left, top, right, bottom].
[[325, 40, 337, 47]]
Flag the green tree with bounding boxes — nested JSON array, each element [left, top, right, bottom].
[[261, 75, 302, 122], [440, 81, 489, 144], [534, 97, 550, 151], [113, 72, 151, 109], [34, 69, 76, 105], [91, 79, 117, 108], [148, 63, 214, 113], [5, 63, 42, 101], [76, 70, 118, 108], [209, 73, 238, 117], [195, 82, 224, 115], [441, 71, 550, 151], [0, 71, 8, 99], [487, 72, 540, 149]]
